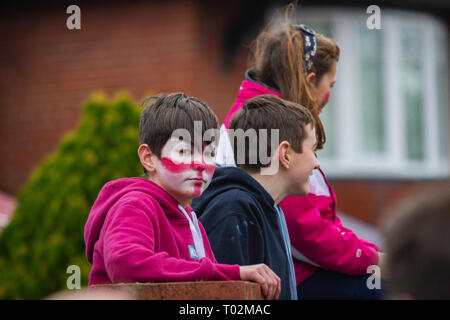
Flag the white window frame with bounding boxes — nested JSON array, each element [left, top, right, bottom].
[[297, 8, 450, 179]]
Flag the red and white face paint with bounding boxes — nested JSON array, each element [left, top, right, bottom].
[[317, 90, 330, 115], [323, 90, 330, 106], [154, 139, 216, 203], [311, 60, 337, 112]]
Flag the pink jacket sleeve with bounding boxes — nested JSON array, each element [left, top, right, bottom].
[[103, 204, 241, 283], [281, 195, 379, 275], [334, 215, 382, 252]]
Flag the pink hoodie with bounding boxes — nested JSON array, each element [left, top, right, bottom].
[[84, 177, 241, 286], [220, 73, 381, 285]]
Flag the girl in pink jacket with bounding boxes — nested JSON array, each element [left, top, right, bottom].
[[217, 18, 384, 299]]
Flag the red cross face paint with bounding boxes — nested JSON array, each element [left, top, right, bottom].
[[313, 60, 337, 112], [323, 90, 330, 106], [318, 90, 331, 113], [155, 139, 216, 203]]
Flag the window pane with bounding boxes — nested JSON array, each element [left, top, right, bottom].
[[401, 27, 425, 160], [436, 28, 449, 160], [318, 96, 337, 158], [358, 25, 385, 154]]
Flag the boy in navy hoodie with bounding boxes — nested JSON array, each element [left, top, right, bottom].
[[192, 94, 320, 300]]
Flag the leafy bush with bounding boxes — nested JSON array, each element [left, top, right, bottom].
[[0, 93, 143, 299]]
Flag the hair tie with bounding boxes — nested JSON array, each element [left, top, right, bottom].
[[292, 24, 318, 74]]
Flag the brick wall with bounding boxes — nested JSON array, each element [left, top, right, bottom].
[[0, 1, 247, 195], [91, 281, 263, 300]]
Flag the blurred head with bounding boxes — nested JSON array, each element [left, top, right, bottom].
[[383, 188, 450, 299], [248, 5, 340, 149], [229, 94, 319, 194], [138, 93, 219, 205]]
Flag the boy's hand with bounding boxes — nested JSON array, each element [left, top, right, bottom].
[[239, 264, 281, 300]]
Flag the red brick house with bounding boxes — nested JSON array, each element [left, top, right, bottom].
[[0, 0, 449, 228]]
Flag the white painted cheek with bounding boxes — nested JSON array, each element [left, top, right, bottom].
[[203, 170, 214, 185], [198, 173, 212, 193], [164, 140, 193, 164], [199, 158, 215, 190], [156, 162, 194, 195]]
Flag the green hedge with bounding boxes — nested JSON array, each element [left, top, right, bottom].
[[0, 93, 143, 299]]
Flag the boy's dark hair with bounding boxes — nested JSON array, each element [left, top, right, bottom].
[[384, 188, 450, 299], [139, 93, 219, 174], [229, 94, 315, 173]]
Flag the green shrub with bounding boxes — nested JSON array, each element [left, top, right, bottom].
[[0, 93, 143, 299]]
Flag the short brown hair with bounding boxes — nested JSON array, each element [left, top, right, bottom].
[[384, 188, 450, 299], [229, 94, 315, 172], [139, 93, 219, 173]]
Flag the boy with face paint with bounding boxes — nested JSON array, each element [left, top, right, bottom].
[[84, 93, 281, 300]]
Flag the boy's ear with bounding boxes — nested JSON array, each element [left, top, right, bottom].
[[278, 141, 291, 170], [138, 144, 157, 174]]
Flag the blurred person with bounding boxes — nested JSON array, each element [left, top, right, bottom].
[[383, 188, 450, 299], [199, 3, 385, 299], [84, 93, 281, 300], [193, 94, 320, 300]]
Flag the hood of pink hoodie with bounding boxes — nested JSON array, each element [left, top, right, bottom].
[[84, 177, 188, 263], [223, 75, 282, 129]]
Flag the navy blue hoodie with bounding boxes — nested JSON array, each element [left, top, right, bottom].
[[192, 166, 296, 300]]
